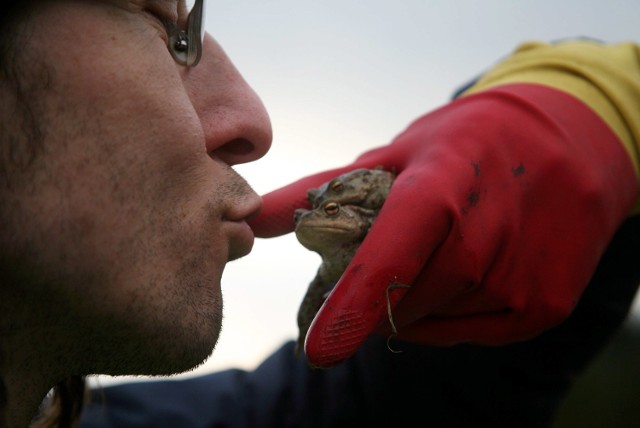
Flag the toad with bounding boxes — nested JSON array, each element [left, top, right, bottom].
[[293, 167, 395, 355]]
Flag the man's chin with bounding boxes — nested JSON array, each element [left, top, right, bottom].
[[101, 312, 222, 378], [108, 334, 219, 378], [161, 323, 222, 376]]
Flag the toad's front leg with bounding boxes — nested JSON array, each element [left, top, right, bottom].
[[296, 272, 334, 356]]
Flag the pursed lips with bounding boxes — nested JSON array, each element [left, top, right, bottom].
[[222, 190, 262, 262], [225, 219, 256, 261]]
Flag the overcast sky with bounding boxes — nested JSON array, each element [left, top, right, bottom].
[[99, 0, 640, 384]]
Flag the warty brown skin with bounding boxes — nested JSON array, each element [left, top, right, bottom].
[[293, 168, 395, 356]]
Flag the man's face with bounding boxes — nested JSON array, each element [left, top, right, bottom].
[[1, 1, 271, 375]]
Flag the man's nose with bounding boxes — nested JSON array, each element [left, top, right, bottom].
[[185, 34, 272, 166]]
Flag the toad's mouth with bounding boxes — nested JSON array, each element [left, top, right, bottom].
[[304, 225, 356, 233]]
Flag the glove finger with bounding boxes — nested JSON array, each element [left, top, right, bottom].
[[303, 168, 452, 367]]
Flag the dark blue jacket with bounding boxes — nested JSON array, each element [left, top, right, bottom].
[[81, 216, 640, 427]]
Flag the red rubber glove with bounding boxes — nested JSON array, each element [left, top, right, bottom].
[[249, 83, 638, 368]]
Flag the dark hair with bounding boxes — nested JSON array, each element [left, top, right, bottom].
[[33, 377, 87, 428], [1, 4, 87, 427]]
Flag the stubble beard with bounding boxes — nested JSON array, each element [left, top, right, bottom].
[[0, 83, 226, 382]]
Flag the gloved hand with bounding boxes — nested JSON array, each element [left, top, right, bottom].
[[249, 83, 638, 368]]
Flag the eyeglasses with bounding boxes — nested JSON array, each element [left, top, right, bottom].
[[166, 0, 205, 67]]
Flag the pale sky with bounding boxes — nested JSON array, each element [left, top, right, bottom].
[[98, 0, 640, 385]]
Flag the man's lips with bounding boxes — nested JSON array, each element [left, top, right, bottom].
[[226, 220, 256, 261]]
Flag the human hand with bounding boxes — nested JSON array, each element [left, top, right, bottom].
[[249, 83, 637, 367]]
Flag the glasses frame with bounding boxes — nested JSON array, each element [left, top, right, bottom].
[[166, 0, 205, 67]]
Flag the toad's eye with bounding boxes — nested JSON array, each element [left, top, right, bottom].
[[329, 181, 344, 193], [323, 202, 340, 217]]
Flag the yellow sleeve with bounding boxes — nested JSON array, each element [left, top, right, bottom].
[[462, 41, 640, 183]]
